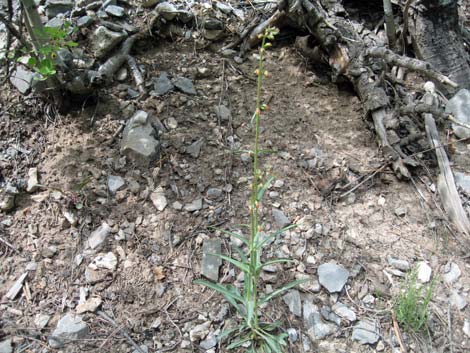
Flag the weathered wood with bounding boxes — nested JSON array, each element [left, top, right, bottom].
[[422, 83, 470, 236], [407, 0, 470, 93]]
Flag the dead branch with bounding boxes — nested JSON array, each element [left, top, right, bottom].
[[366, 47, 459, 88]]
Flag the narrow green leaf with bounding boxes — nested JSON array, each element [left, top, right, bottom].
[[209, 253, 250, 273], [259, 279, 308, 305], [207, 227, 249, 246], [257, 176, 274, 201], [256, 224, 298, 249], [226, 336, 251, 350], [232, 245, 248, 263], [256, 258, 293, 273], [194, 279, 244, 314]]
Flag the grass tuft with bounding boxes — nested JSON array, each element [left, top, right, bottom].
[[394, 267, 435, 333]]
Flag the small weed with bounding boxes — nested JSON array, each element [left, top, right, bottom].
[[195, 27, 305, 353], [394, 267, 435, 333]]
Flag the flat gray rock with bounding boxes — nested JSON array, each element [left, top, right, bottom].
[[283, 289, 302, 317], [49, 313, 89, 348], [173, 77, 197, 95], [443, 262, 461, 283], [417, 261, 432, 283], [10, 66, 34, 94], [0, 339, 12, 353], [318, 263, 349, 293], [45, 0, 74, 18], [88, 222, 111, 250], [77, 15, 94, 28], [214, 105, 231, 121], [155, 2, 178, 21], [202, 239, 222, 281], [272, 208, 290, 228], [186, 138, 204, 158], [445, 89, 470, 139], [332, 302, 356, 322], [303, 300, 336, 340], [153, 72, 174, 96], [450, 290, 467, 310], [92, 26, 127, 59], [121, 110, 160, 167], [352, 319, 380, 345], [184, 198, 203, 212], [107, 175, 125, 194], [454, 172, 470, 194], [387, 256, 410, 271], [105, 5, 125, 17]]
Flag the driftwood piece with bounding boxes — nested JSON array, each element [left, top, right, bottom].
[[422, 83, 470, 236]]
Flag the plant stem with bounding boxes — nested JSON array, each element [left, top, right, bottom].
[[248, 33, 267, 334]]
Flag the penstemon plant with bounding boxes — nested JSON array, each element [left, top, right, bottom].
[[195, 27, 305, 353]]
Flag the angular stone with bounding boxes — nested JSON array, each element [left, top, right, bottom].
[[34, 314, 51, 329], [318, 263, 349, 293], [387, 256, 410, 271], [155, 2, 177, 21], [0, 193, 15, 212], [76, 297, 102, 314], [445, 89, 470, 139], [92, 26, 127, 59], [48, 313, 89, 348], [153, 72, 174, 96], [0, 339, 12, 353], [454, 172, 470, 194], [107, 175, 125, 194], [184, 198, 203, 212], [450, 290, 467, 310], [303, 300, 336, 340], [173, 77, 197, 95], [105, 5, 125, 17], [352, 319, 380, 345], [202, 239, 222, 281], [90, 252, 118, 271], [443, 262, 461, 283], [416, 261, 432, 283], [199, 331, 217, 350], [189, 321, 211, 342], [283, 289, 302, 317], [10, 66, 34, 95], [121, 110, 160, 167], [26, 167, 39, 193], [214, 105, 231, 121], [5, 272, 28, 300], [88, 222, 111, 250], [206, 188, 223, 200], [186, 138, 204, 158], [150, 186, 167, 211], [45, 0, 74, 18], [332, 302, 356, 322], [272, 208, 290, 228], [77, 15, 94, 28]]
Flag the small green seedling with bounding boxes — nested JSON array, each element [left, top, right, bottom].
[[195, 27, 305, 353], [21, 22, 77, 79], [394, 267, 435, 333]]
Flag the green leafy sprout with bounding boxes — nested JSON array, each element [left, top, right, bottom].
[[394, 266, 436, 333], [195, 27, 306, 353], [22, 22, 77, 79]]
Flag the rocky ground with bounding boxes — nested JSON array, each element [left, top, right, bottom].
[[1, 1, 470, 353]]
